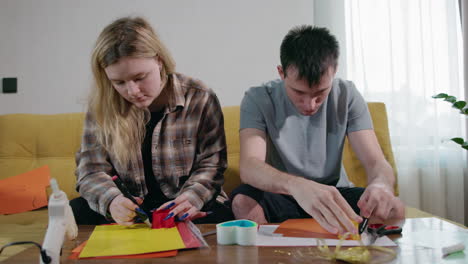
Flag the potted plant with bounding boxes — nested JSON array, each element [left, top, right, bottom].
[[433, 93, 468, 150]]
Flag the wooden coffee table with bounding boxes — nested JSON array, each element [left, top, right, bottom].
[[3, 217, 467, 263]]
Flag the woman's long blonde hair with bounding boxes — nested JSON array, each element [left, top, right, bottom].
[[89, 16, 176, 169]]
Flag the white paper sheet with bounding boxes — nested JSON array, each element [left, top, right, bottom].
[[256, 225, 397, 247]]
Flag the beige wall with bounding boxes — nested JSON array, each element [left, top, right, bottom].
[[313, 0, 346, 79], [0, 0, 314, 114]]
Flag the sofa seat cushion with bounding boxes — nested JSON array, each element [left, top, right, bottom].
[[0, 113, 84, 200], [0, 209, 48, 261]]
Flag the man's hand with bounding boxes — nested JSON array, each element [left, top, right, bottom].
[[157, 193, 207, 221], [109, 194, 143, 226], [358, 183, 405, 222], [347, 130, 405, 223], [289, 177, 363, 234]]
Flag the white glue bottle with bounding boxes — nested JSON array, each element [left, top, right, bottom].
[[40, 178, 78, 264]]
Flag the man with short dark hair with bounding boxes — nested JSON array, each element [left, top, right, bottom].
[[231, 25, 404, 235]]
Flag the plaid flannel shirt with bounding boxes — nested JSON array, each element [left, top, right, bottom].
[[75, 73, 228, 217]]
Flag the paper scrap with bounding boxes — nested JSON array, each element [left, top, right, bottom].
[[0, 165, 50, 214], [79, 224, 186, 258]]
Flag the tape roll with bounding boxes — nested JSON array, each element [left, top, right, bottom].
[[216, 219, 258, 246]]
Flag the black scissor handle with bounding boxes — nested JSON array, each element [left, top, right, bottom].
[[376, 225, 402, 236]]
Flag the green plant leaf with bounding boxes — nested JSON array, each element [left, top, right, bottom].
[[444, 96, 457, 103], [432, 93, 448, 99], [463, 108, 468, 115], [463, 145, 468, 150], [451, 138, 465, 145], [453, 101, 467, 109]]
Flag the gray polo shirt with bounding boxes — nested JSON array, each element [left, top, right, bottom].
[[240, 78, 373, 187]]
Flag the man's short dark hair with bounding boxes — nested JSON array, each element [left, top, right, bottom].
[[280, 25, 339, 86]]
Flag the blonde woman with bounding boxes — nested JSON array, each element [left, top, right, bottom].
[[71, 16, 233, 225]]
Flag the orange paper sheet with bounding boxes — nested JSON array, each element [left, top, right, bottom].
[[0, 165, 50, 214], [274, 218, 360, 240], [69, 241, 177, 260]]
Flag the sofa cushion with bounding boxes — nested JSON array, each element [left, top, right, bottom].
[[0, 209, 48, 261], [343, 103, 399, 194], [222, 106, 241, 197], [0, 113, 84, 199]]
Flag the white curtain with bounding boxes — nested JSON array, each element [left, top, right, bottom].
[[462, 0, 468, 226], [345, 0, 466, 223]]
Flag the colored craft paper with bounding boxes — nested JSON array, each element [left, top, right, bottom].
[[69, 241, 177, 260], [274, 219, 360, 240], [176, 221, 202, 248], [79, 224, 186, 258], [0, 165, 50, 214], [152, 209, 176, 229], [71, 220, 201, 260]]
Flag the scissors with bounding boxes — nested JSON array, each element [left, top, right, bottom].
[[368, 224, 402, 235], [367, 224, 402, 245], [359, 218, 402, 245]]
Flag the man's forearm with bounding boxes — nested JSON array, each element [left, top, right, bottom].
[[366, 159, 395, 192], [239, 157, 303, 195]]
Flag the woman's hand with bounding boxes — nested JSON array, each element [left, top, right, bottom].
[[157, 193, 207, 221], [109, 194, 143, 226]]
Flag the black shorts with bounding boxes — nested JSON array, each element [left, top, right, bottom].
[[230, 184, 365, 223]]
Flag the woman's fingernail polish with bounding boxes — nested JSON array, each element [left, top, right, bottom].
[[164, 202, 176, 210], [179, 213, 189, 221], [163, 212, 174, 221]]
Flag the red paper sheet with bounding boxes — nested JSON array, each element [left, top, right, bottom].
[[152, 209, 202, 248], [0, 165, 50, 214], [152, 209, 176, 228], [176, 221, 202, 248]]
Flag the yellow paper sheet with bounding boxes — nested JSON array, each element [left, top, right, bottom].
[[79, 224, 186, 258]]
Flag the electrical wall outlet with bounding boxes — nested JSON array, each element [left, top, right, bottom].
[[2, 77, 17, 93]]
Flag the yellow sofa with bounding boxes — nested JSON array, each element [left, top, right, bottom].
[[0, 103, 418, 260]]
